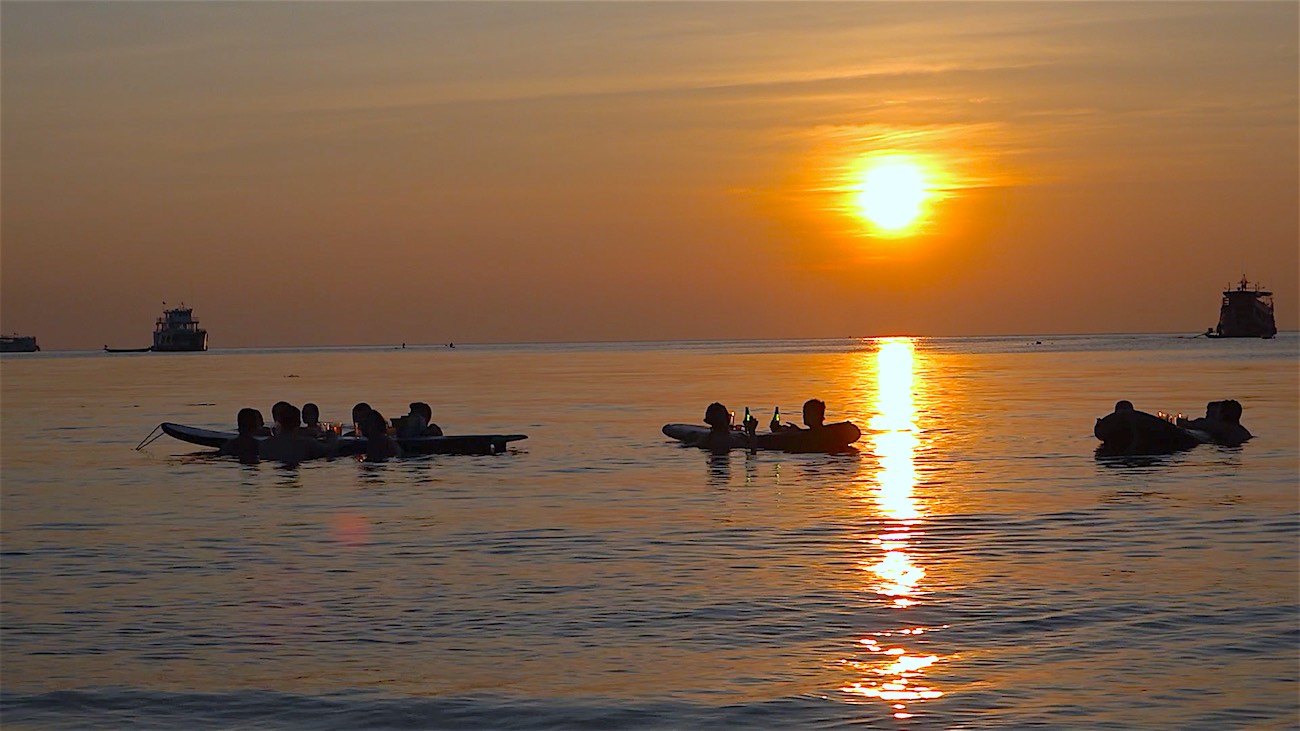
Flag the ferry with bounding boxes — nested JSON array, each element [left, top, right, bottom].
[[1206, 277, 1277, 339], [0, 334, 40, 353], [105, 304, 208, 352], [152, 305, 208, 351]]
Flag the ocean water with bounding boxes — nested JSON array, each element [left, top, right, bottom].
[[1, 334, 1296, 730]]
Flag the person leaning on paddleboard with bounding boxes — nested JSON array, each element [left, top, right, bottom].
[[691, 402, 738, 452], [773, 399, 827, 432]]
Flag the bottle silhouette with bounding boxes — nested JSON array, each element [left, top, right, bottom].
[[743, 407, 757, 436], [770, 406, 781, 431]]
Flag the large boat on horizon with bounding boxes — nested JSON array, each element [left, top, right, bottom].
[[152, 304, 208, 351], [1206, 277, 1277, 339], [0, 334, 40, 353], [105, 304, 208, 352]]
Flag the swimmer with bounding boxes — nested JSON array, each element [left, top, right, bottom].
[[360, 409, 402, 462], [691, 402, 738, 452], [398, 401, 444, 437], [346, 402, 373, 436], [218, 408, 263, 464], [301, 402, 325, 438], [1178, 399, 1252, 447], [259, 403, 337, 465], [774, 399, 827, 432]]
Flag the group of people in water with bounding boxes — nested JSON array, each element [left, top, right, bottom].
[[215, 393, 1252, 464], [1094, 398, 1252, 455], [217, 397, 838, 464], [689, 398, 830, 451], [218, 401, 444, 465], [1176, 399, 1252, 446]]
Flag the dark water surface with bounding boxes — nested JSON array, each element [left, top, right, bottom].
[[2, 335, 1297, 729]]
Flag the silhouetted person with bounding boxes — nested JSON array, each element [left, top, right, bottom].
[[301, 402, 325, 438], [219, 408, 263, 464], [360, 409, 402, 462], [1179, 399, 1252, 447], [689, 402, 738, 452], [260, 403, 336, 465], [419, 401, 444, 436], [399, 401, 443, 437], [803, 399, 826, 430], [346, 402, 373, 436], [774, 399, 827, 431], [269, 401, 296, 435]]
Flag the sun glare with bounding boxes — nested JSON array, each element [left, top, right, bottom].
[[851, 156, 932, 234]]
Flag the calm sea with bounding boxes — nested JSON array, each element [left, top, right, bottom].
[[2, 335, 1297, 730]]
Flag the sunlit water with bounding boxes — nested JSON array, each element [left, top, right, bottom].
[[2, 335, 1297, 730]]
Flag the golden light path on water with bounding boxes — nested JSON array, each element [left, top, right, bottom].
[[841, 338, 945, 720]]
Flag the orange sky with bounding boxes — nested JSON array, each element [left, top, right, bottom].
[[3, 3, 1296, 349]]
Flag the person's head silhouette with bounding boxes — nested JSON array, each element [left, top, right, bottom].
[[802, 399, 826, 428], [704, 402, 730, 430]]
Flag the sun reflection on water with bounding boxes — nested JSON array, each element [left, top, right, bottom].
[[840, 337, 945, 719]]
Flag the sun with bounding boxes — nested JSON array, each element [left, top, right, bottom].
[[851, 156, 931, 233]]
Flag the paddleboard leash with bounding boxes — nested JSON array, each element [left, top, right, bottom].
[[135, 424, 165, 451]]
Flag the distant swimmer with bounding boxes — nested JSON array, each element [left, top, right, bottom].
[[360, 409, 402, 462], [218, 408, 264, 464], [259, 403, 337, 465], [1178, 399, 1252, 447]]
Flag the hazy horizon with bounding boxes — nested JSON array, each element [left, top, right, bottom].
[[11, 329, 1300, 354], [4, 2, 1297, 350]]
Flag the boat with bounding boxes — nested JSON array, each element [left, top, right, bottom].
[[1205, 277, 1277, 339], [662, 422, 862, 453], [105, 304, 209, 352], [157, 422, 527, 456], [0, 334, 40, 353], [152, 305, 208, 351]]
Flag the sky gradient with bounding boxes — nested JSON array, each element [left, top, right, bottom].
[[3, 2, 1297, 349]]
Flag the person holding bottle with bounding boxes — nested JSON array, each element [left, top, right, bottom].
[[691, 402, 738, 452], [772, 399, 827, 432]]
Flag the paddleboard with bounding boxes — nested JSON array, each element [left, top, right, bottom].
[[662, 422, 861, 453]]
